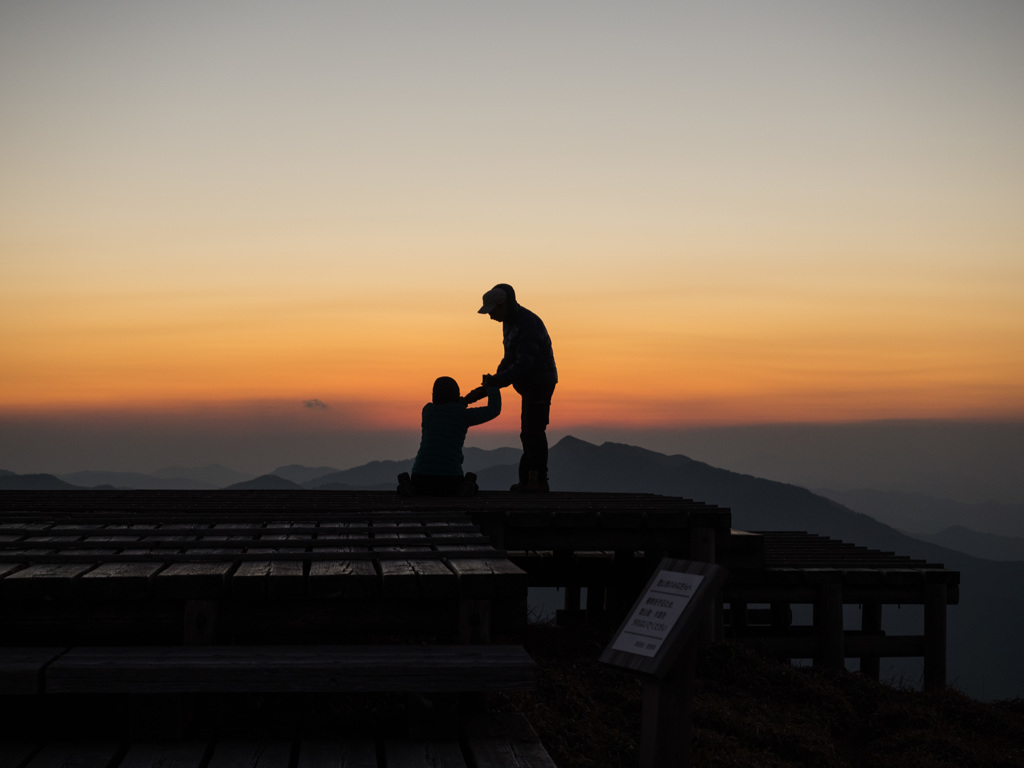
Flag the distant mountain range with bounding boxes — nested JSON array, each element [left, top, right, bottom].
[[3, 435, 1021, 700], [814, 487, 1024, 540]]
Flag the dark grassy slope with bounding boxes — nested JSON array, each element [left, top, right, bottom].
[[503, 626, 1024, 768], [543, 437, 1024, 702]]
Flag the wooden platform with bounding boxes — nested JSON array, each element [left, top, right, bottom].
[[0, 489, 963, 720], [0, 488, 733, 552], [0, 499, 529, 645], [721, 530, 960, 690], [0, 491, 561, 764], [0, 712, 557, 768]]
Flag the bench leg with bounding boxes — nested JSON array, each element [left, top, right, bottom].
[[459, 599, 491, 644]]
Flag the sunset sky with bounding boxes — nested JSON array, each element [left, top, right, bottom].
[[2, 1, 1022, 475]]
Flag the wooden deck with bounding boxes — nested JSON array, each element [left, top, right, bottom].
[[721, 530, 959, 689], [0, 491, 556, 763], [0, 488, 962, 749], [0, 498, 528, 646], [0, 488, 732, 551], [0, 711, 556, 768]]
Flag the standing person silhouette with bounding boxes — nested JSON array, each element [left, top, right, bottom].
[[478, 284, 558, 492]]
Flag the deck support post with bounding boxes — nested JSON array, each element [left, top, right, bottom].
[[554, 550, 581, 612], [860, 602, 883, 680], [924, 581, 948, 692], [814, 580, 844, 669], [689, 527, 720, 641], [605, 549, 635, 620], [585, 582, 606, 624], [459, 599, 491, 644], [183, 600, 218, 645], [729, 601, 749, 630], [689, 526, 716, 563]]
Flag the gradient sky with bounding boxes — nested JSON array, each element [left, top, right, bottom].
[[2, 1, 1023, 474]]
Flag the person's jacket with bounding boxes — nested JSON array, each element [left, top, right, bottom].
[[411, 387, 501, 477], [490, 284, 558, 393]]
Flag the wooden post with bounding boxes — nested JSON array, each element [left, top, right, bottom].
[[640, 636, 696, 768], [553, 549, 581, 611], [607, 549, 634, 619], [564, 584, 581, 611], [771, 602, 792, 628], [770, 602, 793, 663], [689, 527, 719, 642], [924, 582, 948, 692], [689, 526, 716, 563], [585, 582, 606, 625], [860, 602, 882, 681], [183, 600, 218, 645], [729, 600, 749, 631], [813, 581, 844, 669], [459, 599, 492, 644]]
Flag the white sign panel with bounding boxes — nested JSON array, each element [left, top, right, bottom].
[[610, 570, 705, 658]]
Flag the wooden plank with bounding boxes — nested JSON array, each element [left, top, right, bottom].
[[462, 712, 558, 768], [118, 741, 210, 768], [206, 741, 293, 768], [155, 524, 232, 599], [307, 521, 378, 599], [2, 531, 92, 598], [80, 523, 163, 599], [0, 647, 65, 694], [384, 741, 466, 768], [296, 740, 377, 768], [394, 522, 459, 600], [376, 521, 438, 600], [433, 523, 526, 600], [44, 645, 536, 694], [20, 742, 122, 768], [231, 522, 306, 600]]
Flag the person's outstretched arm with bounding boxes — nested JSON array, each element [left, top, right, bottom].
[[464, 386, 501, 426]]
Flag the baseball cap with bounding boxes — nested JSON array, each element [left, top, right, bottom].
[[478, 287, 507, 314]]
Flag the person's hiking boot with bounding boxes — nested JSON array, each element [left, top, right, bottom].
[[456, 472, 478, 497], [509, 470, 549, 493], [396, 472, 416, 496]]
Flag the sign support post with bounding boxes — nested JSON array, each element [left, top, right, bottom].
[[600, 558, 728, 768]]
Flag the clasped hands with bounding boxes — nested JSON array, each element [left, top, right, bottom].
[[463, 374, 495, 404]]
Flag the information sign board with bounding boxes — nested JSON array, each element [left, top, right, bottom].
[[600, 558, 727, 678], [610, 570, 704, 657]]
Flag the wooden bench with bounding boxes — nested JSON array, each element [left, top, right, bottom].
[[2, 644, 536, 695], [0, 712, 559, 768], [1, 646, 555, 766]]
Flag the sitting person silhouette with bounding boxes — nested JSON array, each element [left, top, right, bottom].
[[397, 376, 501, 496]]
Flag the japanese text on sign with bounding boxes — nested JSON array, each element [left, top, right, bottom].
[[610, 570, 704, 658]]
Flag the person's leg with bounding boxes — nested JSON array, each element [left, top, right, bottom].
[[516, 384, 554, 489]]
